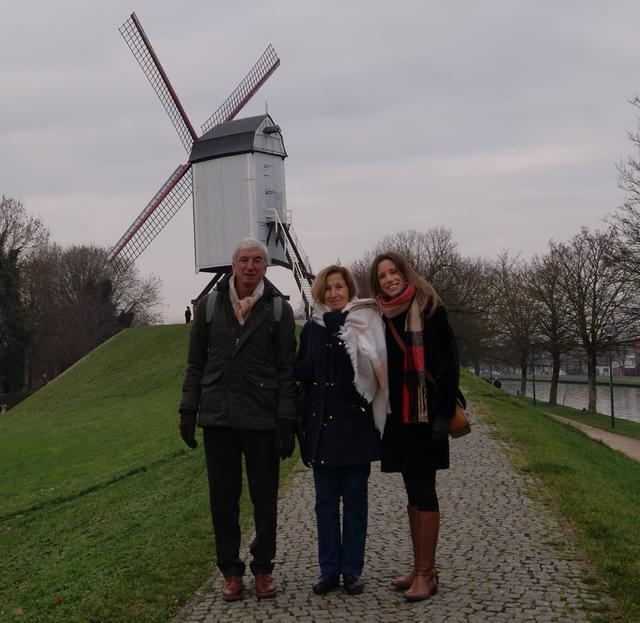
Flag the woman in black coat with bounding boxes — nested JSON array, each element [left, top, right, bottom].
[[368, 252, 459, 602], [296, 265, 386, 596]]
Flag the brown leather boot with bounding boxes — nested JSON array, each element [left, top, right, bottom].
[[220, 575, 245, 601], [255, 572, 277, 598], [404, 511, 439, 601], [391, 505, 418, 589]]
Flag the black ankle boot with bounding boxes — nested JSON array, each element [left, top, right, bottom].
[[312, 574, 340, 595], [343, 574, 364, 595]]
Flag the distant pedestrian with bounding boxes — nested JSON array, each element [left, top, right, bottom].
[[0, 403, 7, 415], [185, 305, 192, 324], [493, 378, 502, 389]]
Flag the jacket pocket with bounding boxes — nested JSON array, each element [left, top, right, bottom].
[[200, 370, 224, 386], [244, 373, 279, 390]]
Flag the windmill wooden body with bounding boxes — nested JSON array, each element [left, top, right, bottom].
[[108, 12, 314, 311]]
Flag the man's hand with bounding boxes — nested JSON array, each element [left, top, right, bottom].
[[179, 412, 198, 449], [274, 419, 296, 459]]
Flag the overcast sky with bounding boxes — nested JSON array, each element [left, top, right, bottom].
[[2, 1, 639, 321]]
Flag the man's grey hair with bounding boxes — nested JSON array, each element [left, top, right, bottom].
[[232, 237, 269, 262]]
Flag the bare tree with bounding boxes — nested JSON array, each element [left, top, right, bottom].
[[350, 228, 460, 296], [445, 257, 496, 375], [21, 243, 163, 388], [527, 248, 575, 405], [551, 227, 638, 412], [0, 196, 49, 260], [491, 253, 540, 396], [0, 196, 49, 391], [612, 96, 640, 282]]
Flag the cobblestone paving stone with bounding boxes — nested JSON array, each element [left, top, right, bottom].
[[173, 408, 609, 622]]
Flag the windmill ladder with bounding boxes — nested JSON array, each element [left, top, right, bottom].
[[265, 209, 314, 317]]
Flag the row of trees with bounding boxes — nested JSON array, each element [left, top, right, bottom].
[[349, 98, 640, 415], [350, 223, 639, 414], [0, 196, 162, 393]]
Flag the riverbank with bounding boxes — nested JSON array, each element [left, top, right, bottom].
[[465, 371, 640, 623], [497, 373, 640, 386], [540, 401, 640, 441]]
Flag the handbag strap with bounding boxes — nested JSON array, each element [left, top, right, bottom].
[[385, 317, 406, 352], [385, 317, 436, 384]]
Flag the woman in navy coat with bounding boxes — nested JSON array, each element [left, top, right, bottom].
[[296, 265, 386, 596]]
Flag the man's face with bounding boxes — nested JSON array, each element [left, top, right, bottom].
[[232, 247, 267, 293]]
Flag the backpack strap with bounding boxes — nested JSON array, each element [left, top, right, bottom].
[[205, 289, 218, 323], [272, 296, 283, 322]]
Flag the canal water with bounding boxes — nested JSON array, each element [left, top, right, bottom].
[[499, 379, 640, 424]]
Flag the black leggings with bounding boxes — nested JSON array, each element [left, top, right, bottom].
[[402, 469, 439, 512]]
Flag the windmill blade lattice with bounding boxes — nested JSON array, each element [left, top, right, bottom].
[[119, 13, 198, 153], [201, 44, 280, 133], [108, 164, 192, 268]]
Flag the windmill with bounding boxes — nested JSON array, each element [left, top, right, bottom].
[[107, 12, 314, 313]]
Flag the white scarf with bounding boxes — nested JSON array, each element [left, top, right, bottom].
[[229, 278, 264, 326], [313, 298, 389, 436]]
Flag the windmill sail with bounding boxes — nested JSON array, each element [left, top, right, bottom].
[[109, 13, 281, 271], [119, 12, 197, 153], [200, 45, 280, 133], [107, 164, 192, 268]]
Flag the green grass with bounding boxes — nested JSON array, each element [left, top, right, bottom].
[[0, 324, 300, 623], [462, 370, 640, 623], [542, 402, 640, 441], [0, 392, 31, 409]]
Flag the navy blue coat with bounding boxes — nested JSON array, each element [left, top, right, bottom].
[[295, 317, 381, 467]]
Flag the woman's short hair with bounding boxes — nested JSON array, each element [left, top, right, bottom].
[[311, 264, 358, 304], [232, 237, 269, 263], [368, 251, 441, 316]]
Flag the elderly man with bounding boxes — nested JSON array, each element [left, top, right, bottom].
[[179, 237, 297, 601]]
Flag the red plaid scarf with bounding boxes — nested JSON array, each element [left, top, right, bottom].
[[377, 285, 428, 424]]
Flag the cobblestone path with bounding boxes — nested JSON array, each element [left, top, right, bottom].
[[173, 409, 608, 622]]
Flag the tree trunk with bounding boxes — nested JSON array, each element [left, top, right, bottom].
[[587, 348, 598, 413], [549, 351, 561, 406], [520, 355, 528, 397]]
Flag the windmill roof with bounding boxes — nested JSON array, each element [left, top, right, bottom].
[[189, 114, 286, 163]]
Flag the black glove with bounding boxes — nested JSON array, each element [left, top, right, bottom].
[[295, 425, 311, 468], [179, 412, 198, 449], [274, 419, 296, 459], [323, 310, 347, 334]]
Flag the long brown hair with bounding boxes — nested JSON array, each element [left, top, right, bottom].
[[368, 251, 441, 318]]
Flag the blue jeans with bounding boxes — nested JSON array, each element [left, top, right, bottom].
[[312, 463, 371, 576]]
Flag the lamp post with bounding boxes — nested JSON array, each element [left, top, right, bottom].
[[605, 323, 615, 429], [529, 340, 537, 407]]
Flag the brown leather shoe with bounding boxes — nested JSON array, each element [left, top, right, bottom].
[[254, 572, 277, 598], [221, 575, 245, 602]]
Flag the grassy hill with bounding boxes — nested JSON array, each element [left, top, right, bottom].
[[0, 324, 300, 622]]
